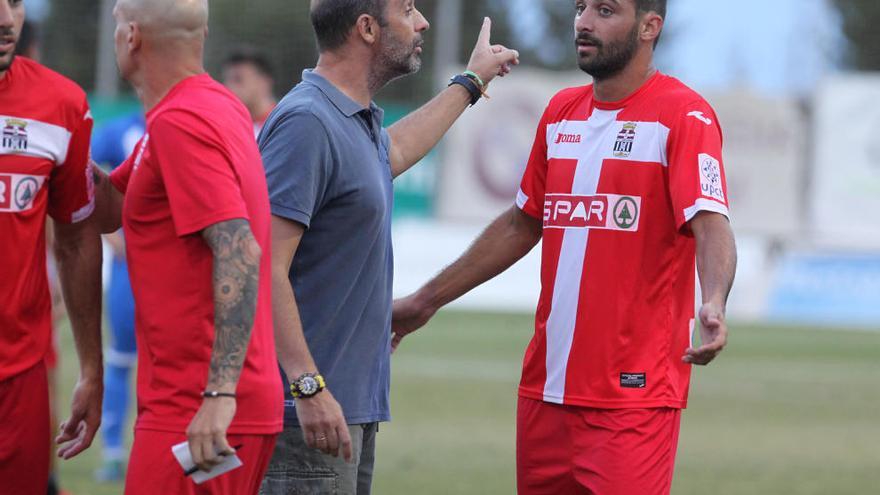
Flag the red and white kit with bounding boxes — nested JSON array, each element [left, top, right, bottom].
[[0, 56, 94, 495], [515, 72, 730, 494], [517, 71, 729, 409]]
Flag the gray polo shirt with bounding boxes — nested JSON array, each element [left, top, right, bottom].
[[259, 70, 393, 425]]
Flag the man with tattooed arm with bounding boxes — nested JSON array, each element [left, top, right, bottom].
[[92, 0, 282, 493]]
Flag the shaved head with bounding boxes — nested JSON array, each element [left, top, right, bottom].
[[113, 0, 210, 102], [115, 0, 208, 41]]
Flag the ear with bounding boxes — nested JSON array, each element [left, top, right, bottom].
[[128, 22, 142, 53], [355, 13, 381, 45], [640, 12, 663, 46]]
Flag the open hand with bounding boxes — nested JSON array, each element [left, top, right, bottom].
[[296, 390, 353, 462], [683, 302, 728, 365], [466, 17, 520, 86], [391, 293, 437, 352], [56, 376, 102, 459]]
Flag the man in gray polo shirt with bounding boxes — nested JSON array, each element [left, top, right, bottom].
[[257, 1, 519, 494]]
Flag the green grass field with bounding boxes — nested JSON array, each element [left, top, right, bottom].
[[55, 311, 880, 494]]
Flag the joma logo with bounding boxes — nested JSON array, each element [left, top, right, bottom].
[[555, 133, 582, 144]]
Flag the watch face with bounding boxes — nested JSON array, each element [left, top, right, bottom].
[[299, 376, 319, 395]]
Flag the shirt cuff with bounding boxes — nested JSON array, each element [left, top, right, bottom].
[[270, 203, 312, 229], [682, 198, 730, 226]]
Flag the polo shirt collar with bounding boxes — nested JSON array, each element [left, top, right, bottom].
[[302, 69, 375, 118]]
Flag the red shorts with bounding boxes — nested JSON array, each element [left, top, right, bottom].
[[125, 429, 277, 495], [0, 363, 50, 495], [517, 397, 681, 495]]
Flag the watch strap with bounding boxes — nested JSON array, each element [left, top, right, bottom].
[[290, 372, 326, 399], [448, 74, 482, 106]]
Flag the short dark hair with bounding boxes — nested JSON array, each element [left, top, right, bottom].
[[635, 0, 666, 47], [223, 47, 274, 80], [310, 0, 387, 52], [635, 0, 666, 18]]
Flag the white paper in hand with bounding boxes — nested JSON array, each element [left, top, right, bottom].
[[172, 441, 243, 484]]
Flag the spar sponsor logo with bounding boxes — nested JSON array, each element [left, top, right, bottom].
[[543, 193, 641, 232], [15, 177, 39, 210], [0, 174, 46, 212], [0, 175, 10, 209], [554, 132, 582, 144], [2, 118, 29, 152], [699, 153, 725, 202]]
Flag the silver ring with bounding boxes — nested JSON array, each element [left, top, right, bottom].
[[316, 434, 327, 442]]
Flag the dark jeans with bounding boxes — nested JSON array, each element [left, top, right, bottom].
[[259, 423, 377, 495]]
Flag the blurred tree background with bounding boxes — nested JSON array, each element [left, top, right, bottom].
[[833, 0, 880, 69], [33, 0, 880, 102], [40, 0, 515, 104]]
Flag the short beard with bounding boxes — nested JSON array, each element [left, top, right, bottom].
[[368, 32, 422, 94], [0, 52, 15, 74], [576, 24, 639, 81]]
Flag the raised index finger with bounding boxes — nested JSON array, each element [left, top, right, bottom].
[[477, 17, 492, 47]]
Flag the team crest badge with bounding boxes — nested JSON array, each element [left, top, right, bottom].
[[613, 122, 636, 158], [2, 118, 29, 152]]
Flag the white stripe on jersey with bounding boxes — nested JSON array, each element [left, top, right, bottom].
[[547, 119, 670, 165], [0, 115, 73, 165], [542, 109, 620, 403], [541, 111, 677, 402]]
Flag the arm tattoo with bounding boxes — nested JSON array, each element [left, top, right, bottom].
[[202, 218, 262, 390]]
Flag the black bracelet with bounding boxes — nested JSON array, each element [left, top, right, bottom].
[[448, 74, 482, 106], [202, 390, 236, 399]]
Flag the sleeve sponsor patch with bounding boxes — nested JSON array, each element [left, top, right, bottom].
[[698, 153, 725, 203]]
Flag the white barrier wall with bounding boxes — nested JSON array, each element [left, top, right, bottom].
[[438, 69, 587, 222], [707, 91, 806, 238], [811, 74, 880, 248]]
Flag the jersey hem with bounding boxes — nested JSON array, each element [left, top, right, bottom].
[[0, 356, 48, 384], [135, 419, 283, 435], [518, 387, 688, 410], [283, 412, 391, 427], [516, 201, 542, 220]]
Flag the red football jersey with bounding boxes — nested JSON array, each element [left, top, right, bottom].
[[516, 72, 730, 409], [0, 58, 94, 381], [110, 74, 282, 434]]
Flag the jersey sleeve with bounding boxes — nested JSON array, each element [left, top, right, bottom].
[[666, 100, 730, 231], [258, 110, 333, 229], [149, 110, 250, 237], [48, 96, 95, 224], [516, 106, 552, 219], [109, 152, 135, 194]]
